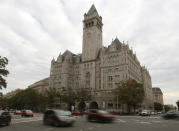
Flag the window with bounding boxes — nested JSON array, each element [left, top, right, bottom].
[[86, 72, 90, 89]]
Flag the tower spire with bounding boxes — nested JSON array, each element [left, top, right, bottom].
[[87, 4, 99, 16]]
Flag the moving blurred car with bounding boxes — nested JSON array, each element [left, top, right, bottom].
[[162, 112, 179, 119], [14, 110, 22, 115], [43, 109, 75, 127], [21, 110, 34, 117], [139, 110, 150, 116], [0, 110, 11, 126], [87, 109, 114, 123]]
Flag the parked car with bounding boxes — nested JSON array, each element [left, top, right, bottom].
[[21, 110, 34, 117], [87, 109, 114, 123], [72, 110, 81, 116], [162, 112, 179, 119], [150, 111, 157, 115], [14, 110, 22, 115], [139, 110, 150, 116], [110, 111, 121, 115], [0, 110, 11, 126], [43, 109, 75, 127]]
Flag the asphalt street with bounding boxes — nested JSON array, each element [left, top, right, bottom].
[[0, 114, 179, 131]]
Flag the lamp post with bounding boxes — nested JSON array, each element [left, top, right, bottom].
[[117, 95, 119, 110]]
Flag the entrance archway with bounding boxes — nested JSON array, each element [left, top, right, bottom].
[[89, 101, 98, 109], [78, 101, 86, 112]]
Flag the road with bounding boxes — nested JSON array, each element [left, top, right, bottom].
[[0, 114, 179, 131]]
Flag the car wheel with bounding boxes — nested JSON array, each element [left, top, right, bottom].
[[53, 121, 59, 127], [88, 117, 92, 122], [43, 120, 48, 125], [69, 123, 73, 127]]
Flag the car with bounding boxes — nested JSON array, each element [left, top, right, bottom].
[[21, 110, 34, 117], [139, 110, 150, 116], [150, 111, 157, 115], [72, 110, 82, 116], [162, 112, 179, 119], [43, 109, 75, 127], [87, 109, 114, 123], [0, 110, 11, 126], [14, 110, 22, 115]]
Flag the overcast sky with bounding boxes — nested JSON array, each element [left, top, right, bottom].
[[0, 0, 179, 105]]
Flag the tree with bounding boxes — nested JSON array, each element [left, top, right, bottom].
[[60, 88, 92, 111], [154, 102, 163, 111], [73, 88, 92, 102], [176, 100, 179, 111], [74, 88, 92, 112], [164, 105, 170, 112], [7, 88, 46, 111], [0, 56, 9, 89], [0, 96, 8, 109], [44, 87, 61, 108], [113, 79, 144, 113]]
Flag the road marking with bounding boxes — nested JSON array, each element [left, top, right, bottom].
[[116, 119, 126, 123], [134, 120, 140, 121], [152, 121, 162, 123], [88, 127, 94, 130], [12, 118, 42, 124], [45, 128, 53, 131], [138, 122, 151, 124]]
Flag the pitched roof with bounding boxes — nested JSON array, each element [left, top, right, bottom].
[[87, 4, 99, 16]]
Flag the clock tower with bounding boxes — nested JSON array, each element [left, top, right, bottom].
[[82, 4, 103, 62]]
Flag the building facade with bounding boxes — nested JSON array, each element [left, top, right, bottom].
[[3, 89, 24, 98], [47, 5, 154, 111], [28, 77, 49, 94], [152, 87, 164, 105]]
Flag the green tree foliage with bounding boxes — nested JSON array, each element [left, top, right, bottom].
[[73, 88, 92, 102], [113, 79, 144, 113], [60, 88, 91, 111], [176, 100, 179, 111], [7, 88, 46, 111], [164, 105, 171, 112], [154, 102, 163, 111], [0, 96, 8, 108], [44, 87, 60, 108], [0, 56, 9, 89]]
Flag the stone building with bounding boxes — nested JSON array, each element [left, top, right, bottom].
[[28, 77, 49, 94], [152, 87, 164, 105], [29, 4, 154, 111], [3, 89, 24, 98], [48, 5, 153, 110]]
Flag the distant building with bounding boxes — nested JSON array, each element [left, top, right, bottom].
[[28, 4, 154, 111], [4, 89, 24, 98], [152, 87, 164, 105], [28, 77, 49, 94]]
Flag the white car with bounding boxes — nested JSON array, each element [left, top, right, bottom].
[[140, 110, 150, 116]]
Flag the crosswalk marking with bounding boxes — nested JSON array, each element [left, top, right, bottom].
[[116, 119, 126, 123]]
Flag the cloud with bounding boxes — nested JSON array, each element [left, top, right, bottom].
[[0, 0, 179, 105]]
